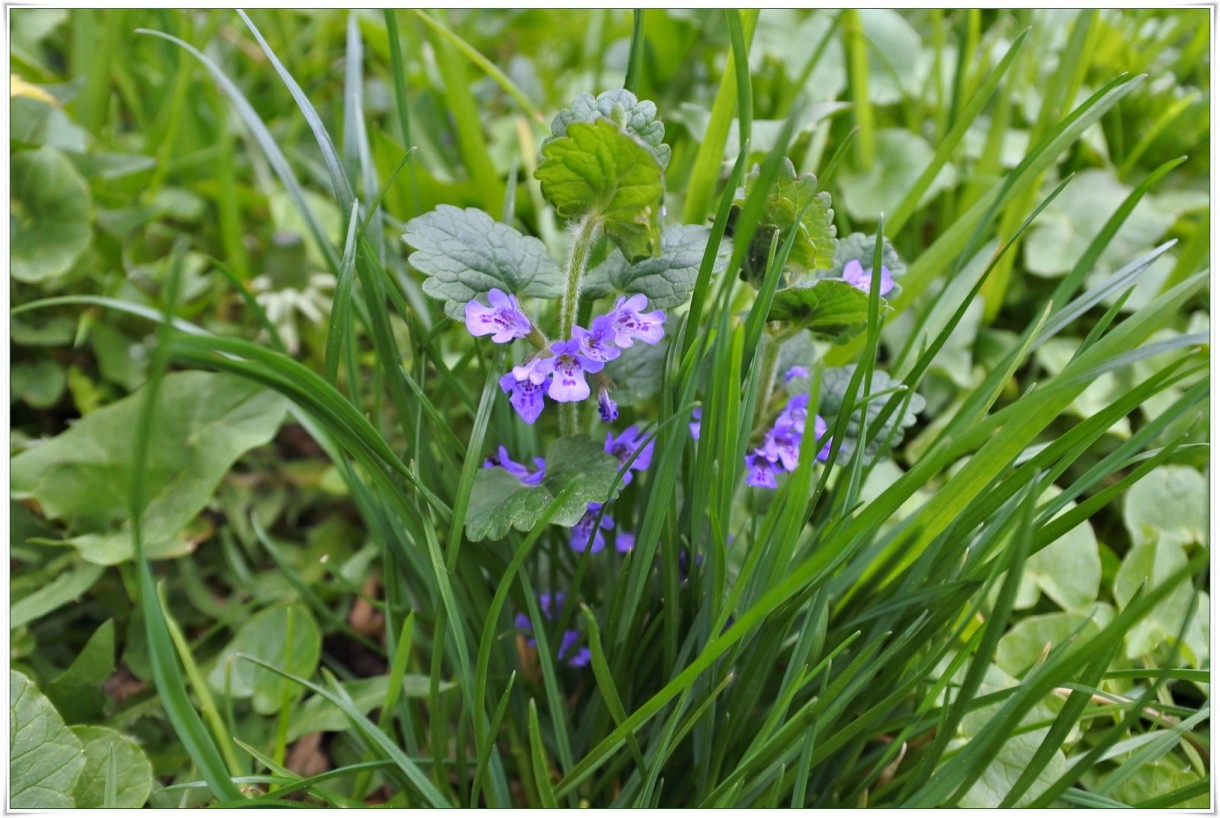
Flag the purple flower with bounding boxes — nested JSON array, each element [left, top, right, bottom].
[[511, 352, 555, 385], [605, 425, 654, 484], [614, 531, 635, 553], [548, 338, 603, 403], [597, 384, 619, 423], [499, 371, 548, 424], [762, 424, 803, 472], [515, 592, 589, 667], [607, 294, 666, 348], [745, 451, 780, 488], [841, 259, 895, 297], [690, 407, 702, 441], [484, 445, 545, 485], [573, 315, 622, 364], [571, 503, 615, 553], [783, 365, 809, 384], [813, 413, 832, 463], [464, 288, 533, 343]]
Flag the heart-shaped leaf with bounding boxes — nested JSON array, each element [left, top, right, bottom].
[[206, 603, 322, 714], [547, 88, 671, 169], [740, 158, 837, 281], [403, 205, 564, 320]]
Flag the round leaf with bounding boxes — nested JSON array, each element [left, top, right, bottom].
[[69, 726, 153, 808], [11, 146, 93, 283], [206, 603, 322, 715]]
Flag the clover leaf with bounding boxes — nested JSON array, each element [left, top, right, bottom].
[[767, 279, 879, 344], [536, 119, 665, 264], [403, 205, 565, 320], [547, 88, 671, 169], [465, 434, 622, 542], [581, 224, 729, 309]]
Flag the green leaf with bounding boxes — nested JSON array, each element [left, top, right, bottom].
[[742, 158, 837, 276], [10, 371, 287, 565], [206, 603, 322, 715], [10, 670, 86, 808], [815, 365, 925, 462], [1117, 759, 1209, 809], [9, 560, 104, 630], [11, 359, 66, 409], [1122, 465, 1207, 549], [836, 128, 956, 221], [824, 230, 906, 280], [996, 607, 1113, 678], [582, 224, 730, 308], [536, 118, 664, 263], [603, 338, 668, 406], [1024, 170, 1177, 287], [547, 88, 671, 169], [767, 280, 881, 344], [1113, 539, 1195, 660], [288, 674, 447, 742], [11, 146, 93, 283], [949, 664, 1067, 808], [1018, 490, 1102, 612], [465, 434, 622, 541], [402, 204, 563, 320], [69, 726, 153, 808], [47, 620, 115, 724]]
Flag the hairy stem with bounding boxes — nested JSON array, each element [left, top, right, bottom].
[[559, 215, 602, 437]]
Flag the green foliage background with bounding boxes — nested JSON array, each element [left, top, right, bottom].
[[10, 8, 1210, 808]]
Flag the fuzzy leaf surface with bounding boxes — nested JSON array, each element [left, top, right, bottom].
[[767, 279, 879, 344], [403, 205, 564, 319], [548, 88, 671, 169], [465, 434, 622, 542], [536, 119, 664, 263], [582, 224, 729, 308]]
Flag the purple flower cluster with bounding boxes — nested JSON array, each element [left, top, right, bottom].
[[514, 592, 590, 668], [841, 259, 894, 297], [745, 394, 832, 488], [463, 289, 665, 426]]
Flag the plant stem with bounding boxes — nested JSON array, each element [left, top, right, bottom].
[[558, 215, 601, 437]]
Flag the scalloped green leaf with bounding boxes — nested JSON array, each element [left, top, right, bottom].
[[815, 365, 925, 463], [10, 670, 86, 808], [465, 434, 622, 542], [547, 89, 671, 169], [582, 224, 729, 308], [402, 205, 564, 320], [767, 279, 880, 343], [603, 339, 668, 406], [809, 231, 907, 299], [11, 146, 93, 284], [536, 119, 664, 263], [741, 158, 837, 277]]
